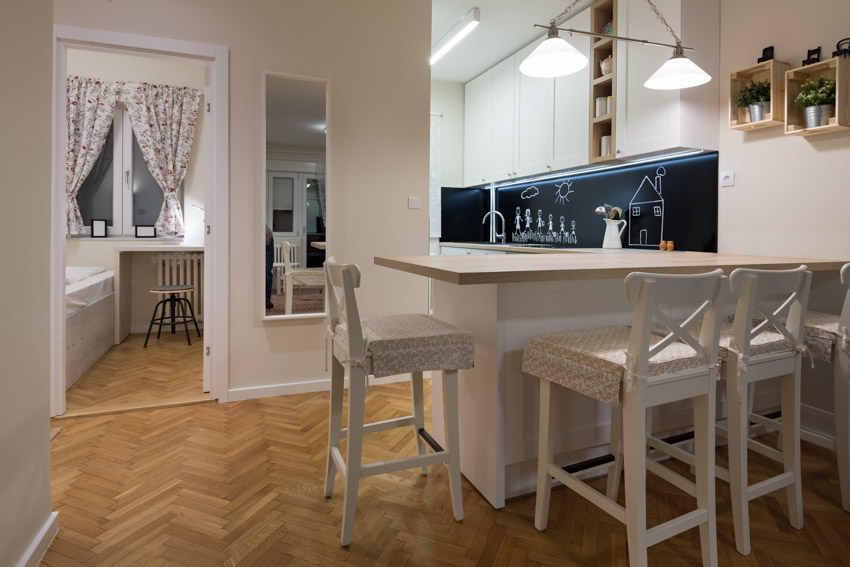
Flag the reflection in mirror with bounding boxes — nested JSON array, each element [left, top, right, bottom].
[[264, 75, 327, 318]]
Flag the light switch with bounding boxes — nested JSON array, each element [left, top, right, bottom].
[[408, 196, 421, 209], [720, 171, 735, 187]]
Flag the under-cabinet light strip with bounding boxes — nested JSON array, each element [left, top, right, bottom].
[[489, 149, 705, 189]]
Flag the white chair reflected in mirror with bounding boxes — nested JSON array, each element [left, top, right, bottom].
[[272, 241, 301, 295], [278, 241, 324, 315]]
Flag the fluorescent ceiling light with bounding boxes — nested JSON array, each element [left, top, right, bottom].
[[518, 25, 588, 78], [644, 44, 711, 90], [430, 7, 480, 66]]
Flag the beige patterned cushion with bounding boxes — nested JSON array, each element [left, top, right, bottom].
[[522, 326, 707, 407], [334, 314, 474, 378], [726, 311, 840, 363], [651, 321, 793, 362]]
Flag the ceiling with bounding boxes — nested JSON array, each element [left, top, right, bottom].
[[265, 76, 326, 149], [431, 0, 583, 83]]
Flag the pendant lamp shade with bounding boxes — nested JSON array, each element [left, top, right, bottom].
[[519, 27, 588, 78], [644, 45, 711, 90]]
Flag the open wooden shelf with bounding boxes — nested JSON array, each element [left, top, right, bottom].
[[729, 59, 790, 130], [588, 0, 616, 162], [784, 57, 850, 136]]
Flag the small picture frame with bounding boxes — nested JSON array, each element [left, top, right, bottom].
[[135, 225, 157, 238], [91, 219, 107, 238]]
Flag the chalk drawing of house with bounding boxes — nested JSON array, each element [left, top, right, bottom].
[[628, 167, 665, 247]]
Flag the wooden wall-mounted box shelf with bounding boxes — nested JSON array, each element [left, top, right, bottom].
[[588, 0, 616, 162], [784, 57, 850, 136], [729, 59, 790, 130]]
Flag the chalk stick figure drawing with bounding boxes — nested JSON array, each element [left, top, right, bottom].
[[555, 180, 574, 205], [547, 214, 554, 236], [536, 210, 544, 235], [569, 220, 578, 245], [524, 208, 532, 234], [514, 206, 522, 235], [559, 216, 566, 240]]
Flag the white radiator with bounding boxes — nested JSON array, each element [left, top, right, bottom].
[[154, 252, 204, 322]]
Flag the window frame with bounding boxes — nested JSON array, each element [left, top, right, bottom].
[[631, 206, 641, 217], [266, 171, 305, 238], [653, 205, 662, 217], [74, 104, 182, 238]]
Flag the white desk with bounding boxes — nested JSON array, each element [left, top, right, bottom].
[[114, 245, 204, 344]]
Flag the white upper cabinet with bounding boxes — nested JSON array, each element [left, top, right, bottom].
[[615, 0, 681, 157], [514, 39, 551, 178], [464, 71, 491, 187], [489, 58, 517, 182], [550, 8, 591, 171]]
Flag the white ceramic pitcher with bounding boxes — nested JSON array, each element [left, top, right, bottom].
[[602, 218, 627, 249]]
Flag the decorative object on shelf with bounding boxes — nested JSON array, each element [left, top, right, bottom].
[[601, 20, 613, 35], [659, 240, 667, 251], [135, 225, 157, 238], [520, 0, 710, 90], [600, 135, 612, 156], [666, 240, 675, 251], [757, 46, 774, 63], [601, 217, 627, 249], [735, 79, 772, 122], [834, 38, 850, 59], [606, 95, 612, 113], [430, 7, 480, 65], [596, 96, 608, 116], [795, 76, 836, 128], [802, 46, 821, 66], [599, 56, 612, 75], [729, 59, 790, 130], [90, 219, 107, 238]]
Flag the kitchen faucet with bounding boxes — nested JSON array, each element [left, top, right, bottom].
[[482, 210, 506, 244]]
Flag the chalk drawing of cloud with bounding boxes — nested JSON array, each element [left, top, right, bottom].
[[521, 186, 539, 200]]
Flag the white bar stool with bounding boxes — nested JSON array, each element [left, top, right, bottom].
[[729, 263, 850, 513], [281, 241, 324, 314], [713, 266, 811, 555], [523, 269, 725, 567], [323, 261, 474, 546]]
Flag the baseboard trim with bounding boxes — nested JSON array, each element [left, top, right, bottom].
[[15, 511, 59, 567], [227, 374, 413, 401]]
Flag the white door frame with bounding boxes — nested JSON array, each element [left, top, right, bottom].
[[50, 25, 230, 416]]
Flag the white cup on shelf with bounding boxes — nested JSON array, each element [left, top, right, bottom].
[[601, 135, 611, 156], [595, 97, 607, 117]]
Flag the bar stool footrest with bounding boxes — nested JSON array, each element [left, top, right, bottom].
[[562, 453, 615, 475], [418, 428, 443, 453]]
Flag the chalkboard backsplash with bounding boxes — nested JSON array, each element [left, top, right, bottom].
[[495, 152, 718, 252]]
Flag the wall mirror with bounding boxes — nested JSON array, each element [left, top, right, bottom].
[[263, 74, 328, 319]]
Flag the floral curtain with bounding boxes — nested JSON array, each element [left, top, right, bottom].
[[121, 82, 202, 236], [65, 76, 121, 236]]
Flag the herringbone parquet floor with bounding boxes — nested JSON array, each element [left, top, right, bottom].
[[44, 381, 850, 566], [61, 333, 211, 419]]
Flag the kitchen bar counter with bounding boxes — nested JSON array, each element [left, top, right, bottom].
[[378, 250, 845, 285], [375, 250, 848, 509]]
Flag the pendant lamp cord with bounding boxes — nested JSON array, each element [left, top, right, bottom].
[[549, 0, 585, 26], [643, 0, 681, 45]]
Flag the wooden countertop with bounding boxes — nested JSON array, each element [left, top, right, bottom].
[[375, 251, 847, 285]]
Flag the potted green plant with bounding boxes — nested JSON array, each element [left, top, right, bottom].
[[795, 76, 836, 128], [735, 79, 771, 122]]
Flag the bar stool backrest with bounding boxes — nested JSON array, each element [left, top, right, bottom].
[[729, 265, 811, 359], [282, 241, 299, 272], [325, 261, 365, 364], [625, 269, 727, 378]]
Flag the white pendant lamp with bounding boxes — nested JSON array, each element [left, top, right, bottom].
[[644, 43, 711, 90], [521, 0, 711, 90], [518, 24, 588, 79]]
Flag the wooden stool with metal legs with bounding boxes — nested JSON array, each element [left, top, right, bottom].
[[524, 270, 726, 567], [144, 284, 201, 347], [323, 260, 474, 546]]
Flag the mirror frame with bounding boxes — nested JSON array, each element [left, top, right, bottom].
[[261, 72, 330, 321]]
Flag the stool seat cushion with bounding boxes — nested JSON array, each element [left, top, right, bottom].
[[292, 272, 326, 287], [522, 326, 706, 406], [151, 284, 194, 293], [335, 314, 474, 378], [725, 312, 838, 363]]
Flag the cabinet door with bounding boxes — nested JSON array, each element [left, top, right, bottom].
[[550, 8, 591, 171], [615, 0, 681, 157], [514, 39, 552, 178], [488, 57, 516, 182], [464, 72, 491, 187]]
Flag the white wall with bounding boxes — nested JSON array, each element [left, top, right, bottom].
[[54, 0, 432, 394], [0, 0, 56, 565], [430, 81, 465, 188], [718, 0, 850, 260]]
